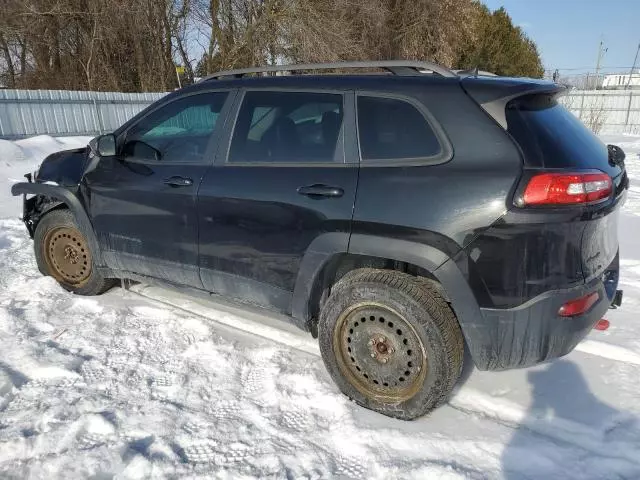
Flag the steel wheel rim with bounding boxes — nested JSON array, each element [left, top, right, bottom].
[[43, 226, 92, 286], [333, 302, 428, 403]]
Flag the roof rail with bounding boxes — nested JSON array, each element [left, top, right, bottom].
[[201, 60, 457, 81], [454, 67, 498, 78]]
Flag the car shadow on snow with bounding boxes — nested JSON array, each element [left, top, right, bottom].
[[501, 360, 640, 479]]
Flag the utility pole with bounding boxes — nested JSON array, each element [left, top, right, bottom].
[[595, 40, 607, 75], [595, 39, 608, 89], [626, 42, 640, 90]]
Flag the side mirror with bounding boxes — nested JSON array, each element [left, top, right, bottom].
[[90, 134, 116, 157], [84, 134, 115, 175]]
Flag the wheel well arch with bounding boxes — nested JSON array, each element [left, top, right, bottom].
[[24, 195, 68, 236], [292, 233, 488, 370], [11, 182, 104, 266], [305, 252, 448, 332], [291, 233, 460, 332]]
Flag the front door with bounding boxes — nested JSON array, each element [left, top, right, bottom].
[[197, 89, 359, 313], [84, 90, 233, 287]]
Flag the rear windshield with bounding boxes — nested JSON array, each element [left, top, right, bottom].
[[506, 94, 620, 177]]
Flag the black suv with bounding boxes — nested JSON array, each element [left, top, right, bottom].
[[12, 61, 627, 419]]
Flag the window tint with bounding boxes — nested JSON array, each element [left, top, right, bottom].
[[229, 91, 343, 163], [357, 96, 441, 161], [505, 94, 619, 178], [123, 92, 228, 163]]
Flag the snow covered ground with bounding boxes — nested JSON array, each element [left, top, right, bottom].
[[0, 134, 639, 479]]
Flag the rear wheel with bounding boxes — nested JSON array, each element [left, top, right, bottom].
[[34, 209, 115, 295], [318, 268, 464, 420]]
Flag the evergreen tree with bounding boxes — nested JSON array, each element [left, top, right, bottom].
[[457, 5, 544, 78]]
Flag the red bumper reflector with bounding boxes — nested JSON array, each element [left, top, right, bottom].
[[558, 292, 600, 317], [594, 319, 610, 331]]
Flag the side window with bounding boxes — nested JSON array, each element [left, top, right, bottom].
[[357, 96, 441, 161], [123, 92, 228, 163], [228, 91, 343, 163]]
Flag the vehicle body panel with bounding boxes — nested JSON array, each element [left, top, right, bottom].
[[78, 88, 237, 288], [82, 156, 207, 288], [351, 81, 522, 254], [197, 165, 358, 313], [36, 148, 88, 186], [197, 88, 359, 313]]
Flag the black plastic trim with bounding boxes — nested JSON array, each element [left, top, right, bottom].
[[11, 182, 104, 266], [291, 233, 488, 367], [291, 232, 351, 321], [476, 277, 611, 370]]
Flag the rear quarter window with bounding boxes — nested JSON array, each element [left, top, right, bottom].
[[357, 96, 442, 162]]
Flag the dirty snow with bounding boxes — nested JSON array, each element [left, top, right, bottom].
[[0, 134, 639, 479]]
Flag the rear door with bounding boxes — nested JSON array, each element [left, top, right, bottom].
[[84, 90, 234, 287], [196, 89, 359, 313]]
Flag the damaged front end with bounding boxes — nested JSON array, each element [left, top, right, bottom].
[[13, 146, 90, 238], [36, 147, 89, 187], [18, 182, 65, 237]]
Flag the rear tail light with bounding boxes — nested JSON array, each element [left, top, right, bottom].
[[521, 172, 612, 206], [558, 292, 600, 317]]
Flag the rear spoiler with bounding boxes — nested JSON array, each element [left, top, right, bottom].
[[461, 77, 567, 129]]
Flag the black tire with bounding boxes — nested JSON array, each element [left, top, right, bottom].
[[34, 209, 115, 296], [318, 268, 464, 420]]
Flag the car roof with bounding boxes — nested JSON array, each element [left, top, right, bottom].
[[115, 72, 560, 137], [180, 74, 459, 93], [173, 73, 558, 100]]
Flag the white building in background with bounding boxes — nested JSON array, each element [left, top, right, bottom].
[[602, 70, 640, 89]]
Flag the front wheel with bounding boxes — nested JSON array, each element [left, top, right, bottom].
[[318, 268, 464, 420], [34, 209, 115, 295]]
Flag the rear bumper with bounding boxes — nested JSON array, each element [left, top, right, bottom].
[[469, 254, 620, 370]]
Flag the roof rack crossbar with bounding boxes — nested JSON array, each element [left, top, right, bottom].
[[201, 60, 457, 81]]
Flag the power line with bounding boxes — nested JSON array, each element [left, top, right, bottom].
[[550, 66, 638, 71]]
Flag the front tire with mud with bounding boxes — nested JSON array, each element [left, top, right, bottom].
[[34, 209, 114, 295], [318, 268, 464, 420]]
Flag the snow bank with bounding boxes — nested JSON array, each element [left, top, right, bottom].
[[15, 135, 93, 166], [0, 135, 92, 218]]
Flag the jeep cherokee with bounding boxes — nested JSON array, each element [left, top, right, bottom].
[[11, 61, 627, 420]]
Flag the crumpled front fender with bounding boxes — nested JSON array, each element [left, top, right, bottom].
[[11, 182, 104, 267], [36, 148, 88, 186]]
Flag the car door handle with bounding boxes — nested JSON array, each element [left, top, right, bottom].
[[164, 176, 193, 187], [297, 184, 344, 198]]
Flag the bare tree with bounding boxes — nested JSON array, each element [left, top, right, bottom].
[[0, 0, 544, 91]]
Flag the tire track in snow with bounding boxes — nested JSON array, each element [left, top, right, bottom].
[[130, 283, 640, 467], [128, 284, 320, 356], [575, 340, 640, 366], [131, 283, 640, 370]]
